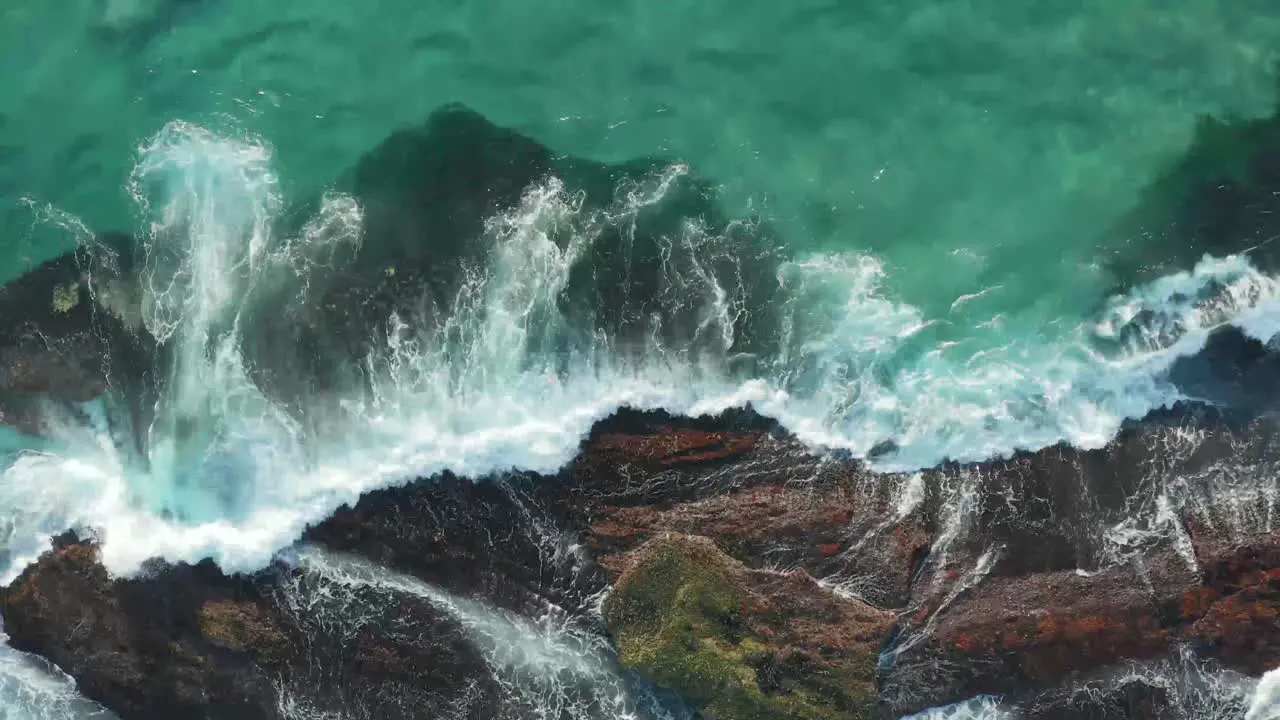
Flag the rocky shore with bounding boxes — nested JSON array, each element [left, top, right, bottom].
[[0, 403, 1275, 719], [0, 101, 1278, 718]]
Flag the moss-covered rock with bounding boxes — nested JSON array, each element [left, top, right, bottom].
[[198, 599, 290, 663], [604, 533, 891, 720]]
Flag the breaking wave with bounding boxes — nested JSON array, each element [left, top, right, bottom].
[[3, 121, 1280, 582]]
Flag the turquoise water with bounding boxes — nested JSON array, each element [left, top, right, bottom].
[[4, 1, 1280, 717], [6, 0, 1280, 307]]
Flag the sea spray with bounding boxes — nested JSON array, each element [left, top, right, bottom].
[[898, 697, 1013, 720], [3, 121, 1280, 586], [277, 546, 682, 720]]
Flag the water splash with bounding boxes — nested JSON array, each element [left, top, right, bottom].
[[901, 653, 1278, 719], [279, 547, 682, 720], [1042, 645, 1265, 720], [5, 121, 1280, 582]]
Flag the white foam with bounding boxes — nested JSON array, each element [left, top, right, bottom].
[[5, 122, 1280, 580], [897, 696, 1012, 720], [0, 636, 115, 720], [282, 546, 671, 720], [1248, 667, 1280, 720]]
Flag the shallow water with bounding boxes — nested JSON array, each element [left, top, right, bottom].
[[3, 0, 1280, 717]]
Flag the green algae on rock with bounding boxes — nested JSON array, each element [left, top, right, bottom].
[[51, 281, 81, 313], [603, 533, 891, 720]]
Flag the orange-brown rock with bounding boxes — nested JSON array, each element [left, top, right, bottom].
[[577, 415, 933, 609], [884, 536, 1280, 715]]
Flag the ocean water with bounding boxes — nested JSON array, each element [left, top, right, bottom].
[[3, 0, 1280, 718]]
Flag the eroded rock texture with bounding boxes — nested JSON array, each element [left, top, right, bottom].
[[2, 406, 1278, 719]]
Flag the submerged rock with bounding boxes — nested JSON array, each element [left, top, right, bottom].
[[237, 103, 779, 412], [603, 533, 890, 720], [1108, 76, 1280, 288], [0, 104, 779, 434], [0, 231, 149, 434]]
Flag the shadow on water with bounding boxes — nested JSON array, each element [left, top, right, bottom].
[[1107, 69, 1280, 290], [0, 94, 1277, 719], [1096, 70, 1280, 416]]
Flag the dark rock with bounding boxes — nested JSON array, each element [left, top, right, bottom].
[[1027, 670, 1180, 720], [335, 105, 555, 286], [261, 561, 509, 719], [0, 105, 778, 431], [0, 542, 283, 720], [303, 472, 609, 621], [1169, 327, 1280, 413], [882, 533, 1280, 716], [238, 104, 575, 403], [0, 537, 514, 720], [246, 105, 781, 404], [880, 408, 1280, 716], [0, 231, 151, 434], [3, 98, 1280, 720], [882, 549, 1198, 716], [571, 407, 1276, 716], [1183, 525, 1280, 676], [197, 599, 290, 657], [3, 405, 1278, 719], [907, 402, 1255, 586]]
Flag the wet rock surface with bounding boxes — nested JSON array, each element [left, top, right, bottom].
[[575, 420, 931, 610], [0, 535, 519, 719], [877, 409, 1280, 716], [2, 405, 1276, 719], [0, 539, 283, 720]]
